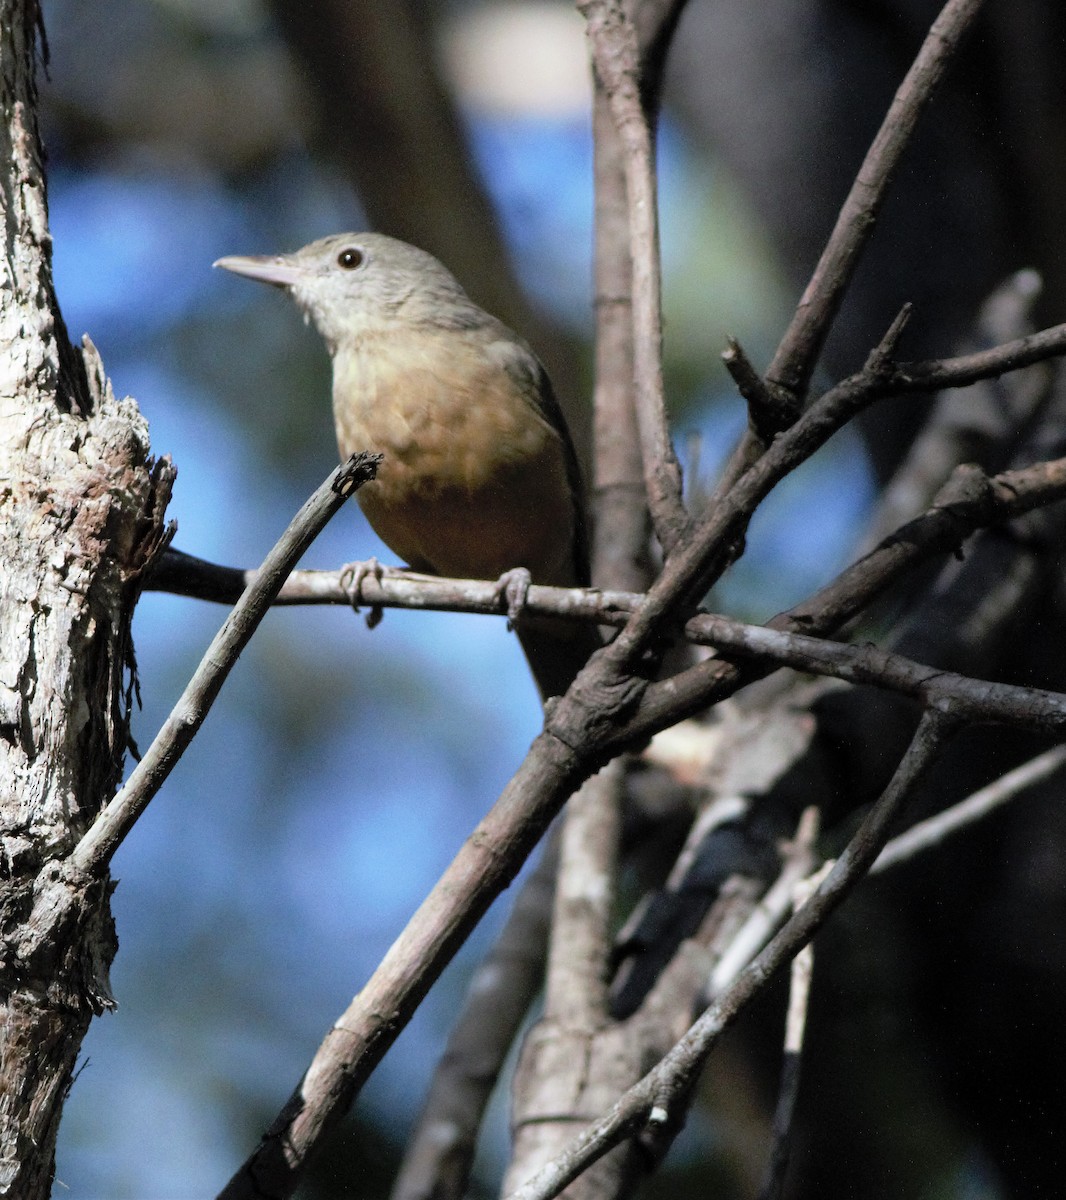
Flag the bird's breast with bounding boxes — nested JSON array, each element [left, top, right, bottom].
[[330, 331, 576, 584]]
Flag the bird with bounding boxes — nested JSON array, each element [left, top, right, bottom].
[[214, 232, 599, 700]]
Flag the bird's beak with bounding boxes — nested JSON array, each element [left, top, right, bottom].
[[213, 254, 304, 289]]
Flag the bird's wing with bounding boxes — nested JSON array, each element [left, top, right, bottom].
[[484, 332, 592, 589]]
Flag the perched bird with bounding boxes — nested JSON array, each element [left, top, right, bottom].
[[215, 232, 598, 699]]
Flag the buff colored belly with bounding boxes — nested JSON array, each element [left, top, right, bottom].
[[331, 336, 578, 586]]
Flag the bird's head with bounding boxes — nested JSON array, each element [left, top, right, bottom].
[[215, 232, 476, 353]]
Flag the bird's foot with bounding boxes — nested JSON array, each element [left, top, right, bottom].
[[340, 557, 386, 629], [494, 567, 533, 631]]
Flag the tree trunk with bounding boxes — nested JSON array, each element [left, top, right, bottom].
[[0, 3, 171, 1194]]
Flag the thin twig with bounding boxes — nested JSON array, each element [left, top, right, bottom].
[[722, 337, 796, 444], [504, 710, 955, 1200], [604, 322, 1066, 674], [145, 455, 1066, 738], [782, 455, 1066, 634], [886, 321, 1066, 391], [872, 744, 1066, 873], [859, 268, 1048, 551], [141, 555, 1066, 734], [686, 616, 1066, 733], [70, 454, 380, 876]]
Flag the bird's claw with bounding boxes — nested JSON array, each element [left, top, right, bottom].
[[495, 567, 533, 630], [340, 557, 386, 629]]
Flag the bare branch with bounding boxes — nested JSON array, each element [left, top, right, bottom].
[[589, 82, 652, 594], [391, 835, 559, 1200], [580, 0, 688, 552], [504, 711, 955, 1200], [588, 2, 690, 584], [710, 0, 985, 496], [789, 455, 1066, 635], [215, 709, 611, 1198], [147, 447, 1066, 645], [70, 454, 379, 876], [722, 337, 796, 444], [505, 764, 628, 1193], [685, 616, 1066, 733], [872, 744, 1066, 873], [606, 330, 1066, 672], [860, 269, 1049, 550], [766, 0, 986, 399], [143, 451, 1066, 751], [885, 323, 1066, 391]]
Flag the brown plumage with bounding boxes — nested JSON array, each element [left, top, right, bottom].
[[215, 232, 598, 699]]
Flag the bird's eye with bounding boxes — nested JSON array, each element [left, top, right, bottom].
[[337, 248, 364, 270]]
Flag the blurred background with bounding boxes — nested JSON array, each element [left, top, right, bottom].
[[38, 0, 1066, 1197]]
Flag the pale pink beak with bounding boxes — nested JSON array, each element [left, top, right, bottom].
[[213, 254, 305, 288]]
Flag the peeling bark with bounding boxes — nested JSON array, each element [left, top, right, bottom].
[[0, 3, 171, 1195]]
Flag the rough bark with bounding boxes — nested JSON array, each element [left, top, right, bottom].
[[0, 3, 170, 1195]]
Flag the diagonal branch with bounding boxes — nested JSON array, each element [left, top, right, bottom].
[[606, 321, 1066, 672], [215, 720, 607, 1199], [70, 454, 379, 876], [766, 0, 986, 400], [504, 710, 955, 1200], [871, 744, 1066, 872], [391, 832, 560, 1200], [712, 0, 986, 497], [684, 616, 1066, 733]]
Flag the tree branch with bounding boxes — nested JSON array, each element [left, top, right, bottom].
[[722, 337, 796, 444], [216, 723, 608, 1199], [687, 617, 1066, 732], [757, 850, 824, 1200], [579, 0, 688, 552], [600, 323, 1066, 674], [145, 445, 1066, 634], [710, 0, 986, 496], [70, 454, 379, 876], [858, 267, 1049, 551], [504, 710, 955, 1200], [766, 0, 986, 400], [871, 744, 1066, 873], [391, 833, 560, 1200], [544, 762, 624, 1026]]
